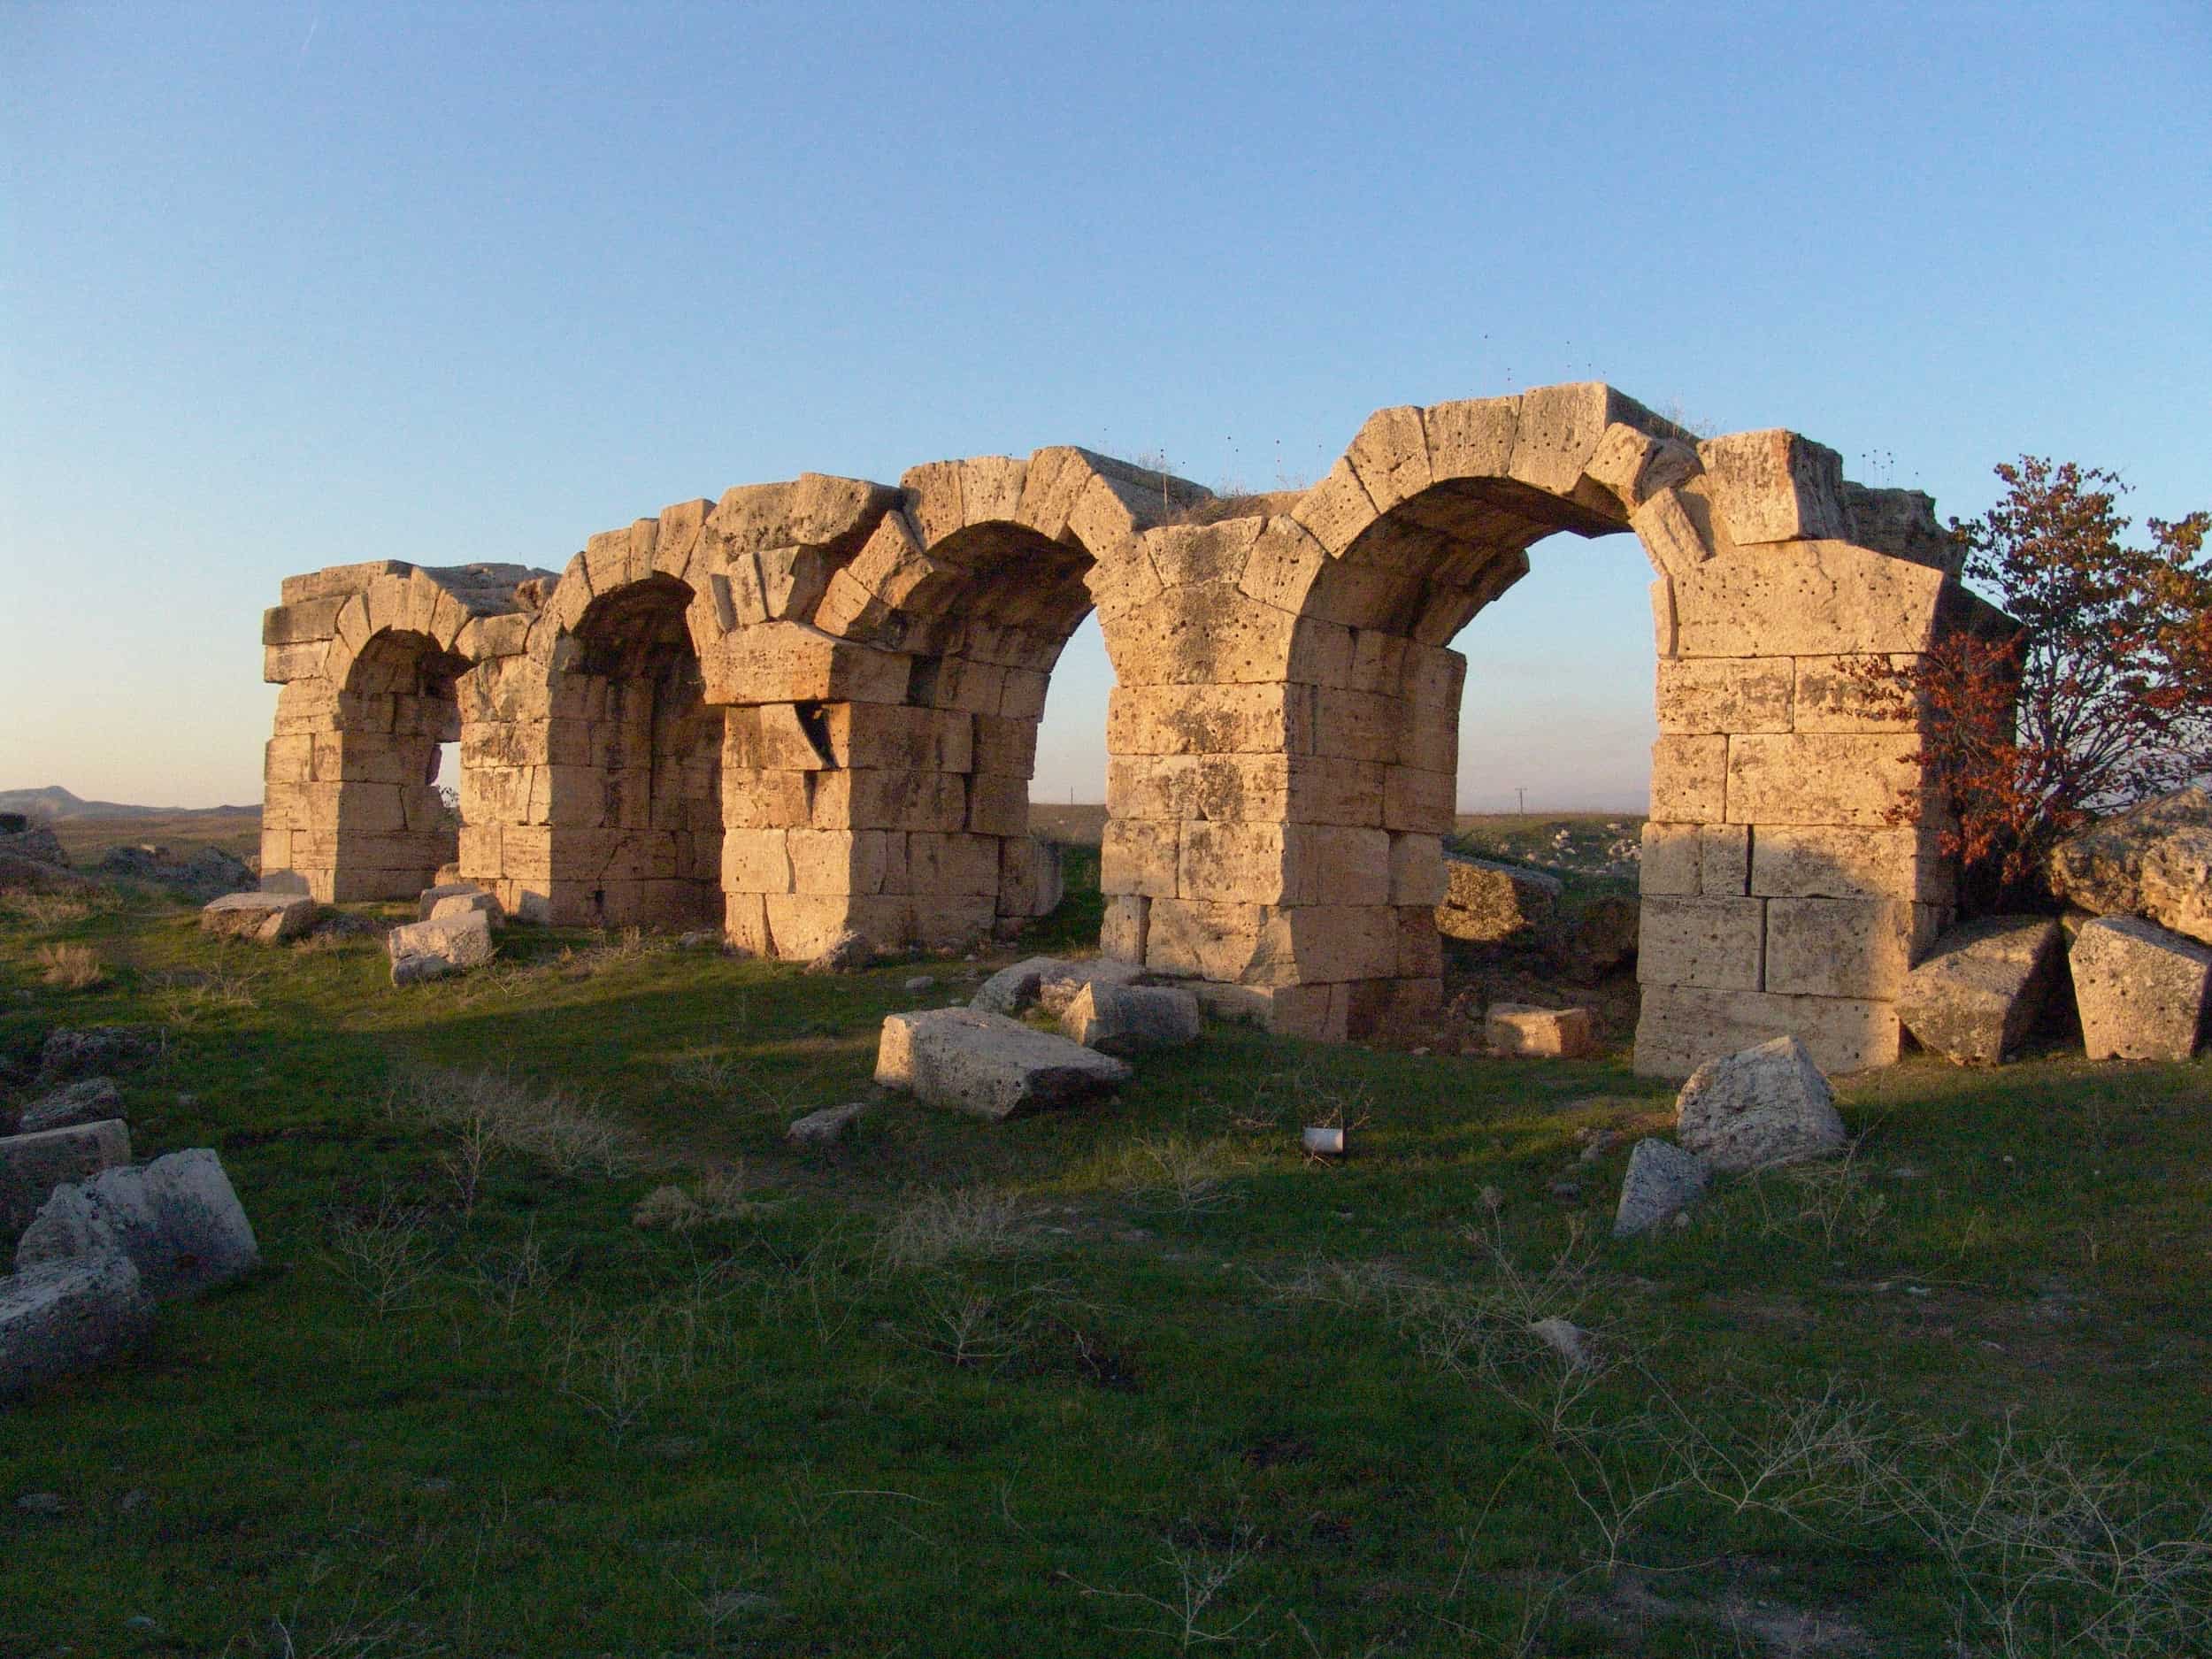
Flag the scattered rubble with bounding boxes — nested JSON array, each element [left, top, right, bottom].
[[1675, 1035, 1845, 1173]]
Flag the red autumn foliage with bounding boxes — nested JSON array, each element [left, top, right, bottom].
[[1875, 458, 2211, 911]]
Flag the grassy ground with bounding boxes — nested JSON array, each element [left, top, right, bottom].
[[0, 869, 2207, 1657]]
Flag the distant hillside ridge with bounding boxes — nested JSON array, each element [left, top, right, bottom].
[[0, 785, 259, 821]]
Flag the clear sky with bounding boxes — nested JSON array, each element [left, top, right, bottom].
[[4, 1, 2206, 810]]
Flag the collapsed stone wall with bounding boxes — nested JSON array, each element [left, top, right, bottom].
[[257, 382, 2001, 1073]]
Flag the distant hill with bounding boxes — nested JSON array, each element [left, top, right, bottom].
[[0, 785, 259, 821]]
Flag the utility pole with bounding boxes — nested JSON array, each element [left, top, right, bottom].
[[1517, 787, 1525, 816]]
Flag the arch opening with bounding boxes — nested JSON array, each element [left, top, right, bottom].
[[321, 626, 465, 900]]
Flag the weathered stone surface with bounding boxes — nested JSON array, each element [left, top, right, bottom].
[[1435, 856, 1561, 942], [387, 910, 495, 982], [1896, 916, 2063, 1064], [1675, 1035, 1845, 1173], [16, 1148, 260, 1298], [428, 889, 503, 925], [873, 1008, 1132, 1120], [972, 956, 1069, 1017], [418, 880, 503, 922], [391, 953, 458, 986], [1764, 896, 1942, 1001], [1613, 1140, 1710, 1238], [2068, 915, 2212, 1063], [1639, 896, 1765, 992], [2048, 788, 2212, 947], [1635, 984, 1900, 1079], [1061, 981, 1202, 1055], [0, 1120, 131, 1238], [0, 1251, 154, 1400], [15, 1079, 123, 1137], [804, 929, 874, 974], [1694, 430, 1847, 544], [1486, 1003, 1596, 1058], [37, 1026, 160, 1087], [1036, 956, 1147, 1018], [200, 891, 318, 944], [787, 1102, 871, 1146]]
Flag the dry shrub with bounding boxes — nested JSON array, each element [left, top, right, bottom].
[[395, 1067, 634, 1178], [3, 891, 104, 930], [634, 1184, 706, 1232], [35, 941, 104, 990], [875, 1187, 1033, 1272]]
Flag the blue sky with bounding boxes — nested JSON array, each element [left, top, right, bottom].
[[4, 1, 2206, 809]]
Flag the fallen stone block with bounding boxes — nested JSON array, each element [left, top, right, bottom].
[[1613, 1139, 1710, 1237], [427, 889, 503, 926], [1486, 1003, 1597, 1059], [2049, 787, 2212, 947], [2068, 915, 2212, 1062], [386, 910, 495, 985], [16, 1148, 259, 1298], [874, 1008, 1132, 1121], [0, 1251, 154, 1401], [1061, 982, 1202, 1056], [16, 1078, 124, 1137], [787, 1102, 872, 1146], [1036, 957, 1147, 1018], [1, 1120, 131, 1239], [200, 891, 318, 944], [1675, 1035, 1845, 1172], [972, 956, 1071, 1017], [417, 881, 502, 923], [1896, 916, 2063, 1064], [1436, 856, 1561, 943], [804, 929, 874, 974]]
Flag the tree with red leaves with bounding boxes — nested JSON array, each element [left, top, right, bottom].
[[1901, 458, 2209, 912]]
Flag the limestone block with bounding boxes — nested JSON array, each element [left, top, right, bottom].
[[1394, 903, 1445, 977], [1765, 896, 1942, 1001], [1143, 898, 1263, 982], [1676, 1034, 1846, 1172], [1675, 541, 1947, 658], [1235, 518, 1331, 616], [873, 1008, 1132, 1121], [16, 1080, 123, 1137], [1700, 825, 1751, 896], [386, 911, 495, 978], [1061, 982, 1202, 1056], [1290, 456, 1380, 555], [1896, 916, 2064, 1064], [1383, 765, 1455, 833], [200, 892, 317, 944], [1651, 574, 1678, 658], [1174, 822, 1391, 909], [428, 889, 503, 927], [780, 828, 879, 896], [2048, 787, 2212, 947], [1389, 833, 1448, 907], [1613, 1139, 1710, 1238], [0, 1252, 153, 1401], [17, 1148, 259, 1298], [262, 596, 348, 647], [1, 1121, 132, 1238], [1640, 824, 1699, 896], [1107, 683, 1310, 757], [1793, 656, 1920, 733], [1013, 447, 1095, 541], [1632, 485, 1724, 580], [1841, 484, 1962, 577], [972, 715, 1041, 780], [1101, 894, 1150, 962], [280, 559, 410, 605], [1034, 957, 1148, 1018], [1422, 396, 1519, 482], [1510, 382, 1647, 505], [1582, 423, 1701, 513], [903, 832, 1003, 897], [264, 640, 334, 683], [1108, 753, 1384, 829], [971, 956, 1070, 1016], [720, 768, 810, 830], [417, 880, 494, 920], [808, 770, 968, 834], [1633, 984, 1900, 1079], [997, 834, 1064, 919], [1655, 657, 1793, 735], [1110, 580, 1299, 687], [700, 621, 910, 708], [1726, 733, 1929, 827], [1436, 856, 1561, 942], [1486, 1003, 1597, 1059], [1750, 824, 1952, 903], [1695, 430, 1847, 545], [1648, 735, 1727, 823], [1638, 896, 1765, 992], [2069, 916, 2212, 1062], [1344, 405, 1433, 514]]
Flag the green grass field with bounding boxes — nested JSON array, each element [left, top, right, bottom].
[[1, 867, 2207, 1657]]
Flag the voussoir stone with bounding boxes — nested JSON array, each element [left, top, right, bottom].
[[2068, 915, 2212, 1063], [1436, 856, 1562, 944], [1896, 916, 2063, 1064], [874, 1008, 1132, 1121], [0, 1250, 155, 1400], [2049, 788, 2212, 947], [1674, 1035, 1845, 1173], [1613, 1139, 1710, 1238], [17, 1148, 259, 1299], [200, 891, 317, 944], [16, 1078, 124, 1137], [0, 1119, 132, 1239], [1060, 982, 1202, 1056], [1486, 1003, 1597, 1059]]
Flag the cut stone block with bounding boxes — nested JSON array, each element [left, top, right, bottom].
[[1486, 1003, 1596, 1058], [1, 1120, 131, 1239], [2068, 915, 2212, 1062], [200, 891, 318, 944], [1695, 429, 1848, 544], [1638, 896, 1765, 992], [1635, 984, 1900, 1079], [1613, 1140, 1710, 1238], [419, 880, 503, 923], [15, 1079, 124, 1137], [1035, 956, 1148, 1018], [17, 1148, 260, 1299], [873, 1008, 1132, 1120], [1896, 916, 2063, 1064], [1435, 856, 1561, 943], [1061, 982, 1202, 1056], [971, 956, 1070, 1017], [0, 1251, 154, 1401], [1675, 1035, 1845, 1173], [2048, 787, 2212, 947], [386, 910, 495, 982]]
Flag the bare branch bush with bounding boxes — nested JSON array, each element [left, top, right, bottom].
[[394, 1067, 634, 1179], [873, 1186, 1034, 1273], [326, 1196, 439, 1318], [1060, 1525, 1268, 1651], [1126, 1135, 1247, 1218]]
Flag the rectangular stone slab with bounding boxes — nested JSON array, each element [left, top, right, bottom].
[[874, 1008, 1133, 1120]]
